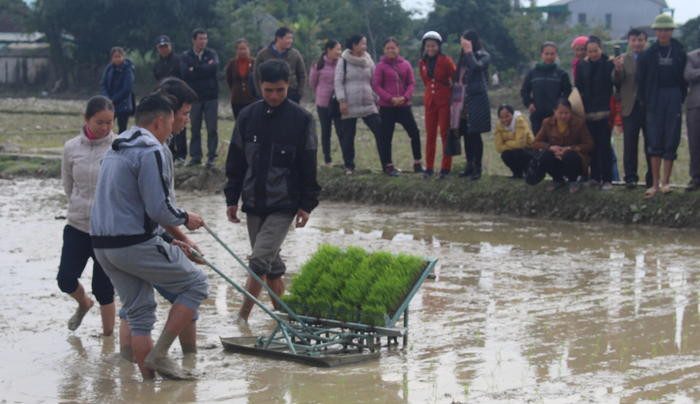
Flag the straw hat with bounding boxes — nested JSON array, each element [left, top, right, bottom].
[[651, 14, 677, 29]]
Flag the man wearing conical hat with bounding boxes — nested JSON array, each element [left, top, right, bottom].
[[636, 13, 688, 198]]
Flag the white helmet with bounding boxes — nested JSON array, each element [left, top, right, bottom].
[[422, 31, 442, 43]]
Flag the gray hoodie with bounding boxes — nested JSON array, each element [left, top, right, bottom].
[[90, 126, 188, 248]]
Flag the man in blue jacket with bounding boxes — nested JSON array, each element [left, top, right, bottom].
[[181, 28, 219, 167], [92, 93, 208, 380], [225, 59, 320, 322]]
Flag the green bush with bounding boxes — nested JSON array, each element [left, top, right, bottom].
[[283, 245, 427, 326]]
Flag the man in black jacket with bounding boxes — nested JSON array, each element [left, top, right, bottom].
[[636, 14, 688, 197], [181, 28, 219, 167], [224, 59, 320, 322], [153, 35, 187, 164], [520, 42, 572, 135]]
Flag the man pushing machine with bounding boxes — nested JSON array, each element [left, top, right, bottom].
[[91, 92, 208, 380]]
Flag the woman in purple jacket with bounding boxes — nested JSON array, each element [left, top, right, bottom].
[[372, 37, 423, 175], [309, 40, 343, 166]]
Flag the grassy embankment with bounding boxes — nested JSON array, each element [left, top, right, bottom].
[[2, 95, 700, 228]]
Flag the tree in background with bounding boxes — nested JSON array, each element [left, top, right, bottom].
[[425, 0, 521, 70], [681, 16, 700, 51]]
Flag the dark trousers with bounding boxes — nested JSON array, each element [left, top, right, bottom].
[[646, 87, 682, 161], [317, 106, 343, 164], [57, 225, 114, 305], [541, 150, 583, 182], [116, 113, 129, 134], [460, 119, 484, 167], [530, 110, 552, 136], [379, 106, 422, 164], [340, 113, 385, 170], [688, 107, 700, 181], [168, 128, 187, 160], [190, 98, 219, 162], [587, 118, 613, 182], [501, 149, 532, 177], [623, 101, 651, 185], [232, 103, 253, 119]]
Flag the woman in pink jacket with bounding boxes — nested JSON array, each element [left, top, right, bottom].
[[372, 37, 423, 175], [309, 39, 343, 166]]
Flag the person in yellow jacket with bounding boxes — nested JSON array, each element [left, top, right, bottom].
[[494, 104, 535, 178]]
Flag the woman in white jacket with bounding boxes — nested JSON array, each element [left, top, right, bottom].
[[335, 34, 390, 175], [57, 95, 117, 335]]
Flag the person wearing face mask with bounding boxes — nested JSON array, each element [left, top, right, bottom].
[[612, 28, 652, 189], [637, 14, 688, 197], [520, 42, 572, 136], [99, 47, 135, 134], [575, 36, 615, 190], [309, 39, 343, 166], [372, 37, 423, 175], [58, 96, 118, 336], [419, 31, 455, 179], [493, 104, 534, 179], [531, 99, 594, 193]]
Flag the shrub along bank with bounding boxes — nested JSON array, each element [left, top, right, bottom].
[[3, 154, 700, 228]]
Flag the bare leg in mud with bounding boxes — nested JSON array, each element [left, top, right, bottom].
[[99, 303, 115, 336], [238, 275, 284, 321], [120, 318, 197, 361], [68, 284, 94, 331], [132, 303, 197, 380]]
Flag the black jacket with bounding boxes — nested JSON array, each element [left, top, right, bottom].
[[457, 50, 491, 134], [636, 38, 688, 109], [224, 99, 320, 215], [575, 56, 614, 114], [521, 63, 572, 114], [181, 47, 219, 101], [153, 52, 182, 82]]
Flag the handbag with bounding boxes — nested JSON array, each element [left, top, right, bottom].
[[328, 59, 348, 119], [444, 129, 462, 156], [525, 149, 547, 185]]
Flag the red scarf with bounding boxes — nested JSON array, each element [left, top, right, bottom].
[[84, 125, 99, 140]]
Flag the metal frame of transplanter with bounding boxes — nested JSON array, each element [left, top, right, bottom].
[[198, 225, 438, 367]]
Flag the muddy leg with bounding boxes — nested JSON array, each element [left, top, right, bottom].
[[68, 284, 94, 331], [144, 303, 197, 380], [179, 321, 197, 354], [239, 274, 265, 321], [132, 335, 155, 379], [119, 319, 134, 362], [100, 303, 115, 336], [266, 277, 284, 311]]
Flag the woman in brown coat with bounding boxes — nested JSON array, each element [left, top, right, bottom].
[[531, 99, 594, 193], [225, 39, 257, 118]]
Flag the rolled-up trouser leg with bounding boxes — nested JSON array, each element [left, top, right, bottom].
[[95, 237, 208, 335], [246, 212, 295, 280]]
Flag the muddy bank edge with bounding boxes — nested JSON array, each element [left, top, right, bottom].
[[3, 154, 698, 228]]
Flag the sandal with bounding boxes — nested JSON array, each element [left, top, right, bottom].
[[644, 186, 659, 198], [661, 184, 672, 194]]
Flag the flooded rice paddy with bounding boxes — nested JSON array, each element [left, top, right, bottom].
[[0, 178, 698, 403]]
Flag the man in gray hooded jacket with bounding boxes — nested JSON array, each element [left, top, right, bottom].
[[91, 92, 207, 380]]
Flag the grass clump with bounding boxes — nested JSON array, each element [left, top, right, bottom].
[[282, 245, 427, 326]]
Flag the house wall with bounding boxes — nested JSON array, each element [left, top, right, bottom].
[[0, 55, 50, 85], [564, 0, 666, 38]]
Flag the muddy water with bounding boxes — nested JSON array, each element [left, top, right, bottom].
[[1, 178, 699, 403]]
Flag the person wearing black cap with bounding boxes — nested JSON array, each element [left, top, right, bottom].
[[153, 35, 187, 164]]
